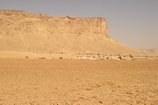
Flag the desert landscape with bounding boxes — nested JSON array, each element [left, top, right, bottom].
[[0, 10, 158, 105], [0, 10, 157, 60], [0, 59, 158, 105]]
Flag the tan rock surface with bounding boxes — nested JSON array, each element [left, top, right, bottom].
[[0, 10, 148, 55]]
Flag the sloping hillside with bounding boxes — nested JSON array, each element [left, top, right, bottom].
[[0, 10, 148, 55]]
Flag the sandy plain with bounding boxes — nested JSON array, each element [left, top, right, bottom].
[[0, 59, 158, 105]]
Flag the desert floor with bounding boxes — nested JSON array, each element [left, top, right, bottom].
[[0, 59, 158, 105]]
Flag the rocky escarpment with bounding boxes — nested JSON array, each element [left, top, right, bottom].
[[0, 10, 108, 37], [0, 10, 145, 55]]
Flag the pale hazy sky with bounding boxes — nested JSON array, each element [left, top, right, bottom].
[[0, 0, 157, 49]]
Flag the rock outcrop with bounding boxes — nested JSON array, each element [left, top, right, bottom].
[[0, 10, 108, 37], [0, 10, 146, 55]]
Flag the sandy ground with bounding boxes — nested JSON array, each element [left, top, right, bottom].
[[0, 51, 76, 59], [0, 59, 158, 105]]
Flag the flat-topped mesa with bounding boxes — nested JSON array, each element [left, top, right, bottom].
[[0, 10, 148, 55], [0, 10, 109, 38]]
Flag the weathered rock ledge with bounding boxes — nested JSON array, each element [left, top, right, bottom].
[[0, 10, 109, 38]]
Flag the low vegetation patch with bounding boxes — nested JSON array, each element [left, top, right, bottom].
[[39, 57, 46, 59], [25, 56, 29, 58]]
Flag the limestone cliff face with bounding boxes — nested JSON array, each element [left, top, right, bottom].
[[0, 10, 108, 37], [0, 10, 143, 54]]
